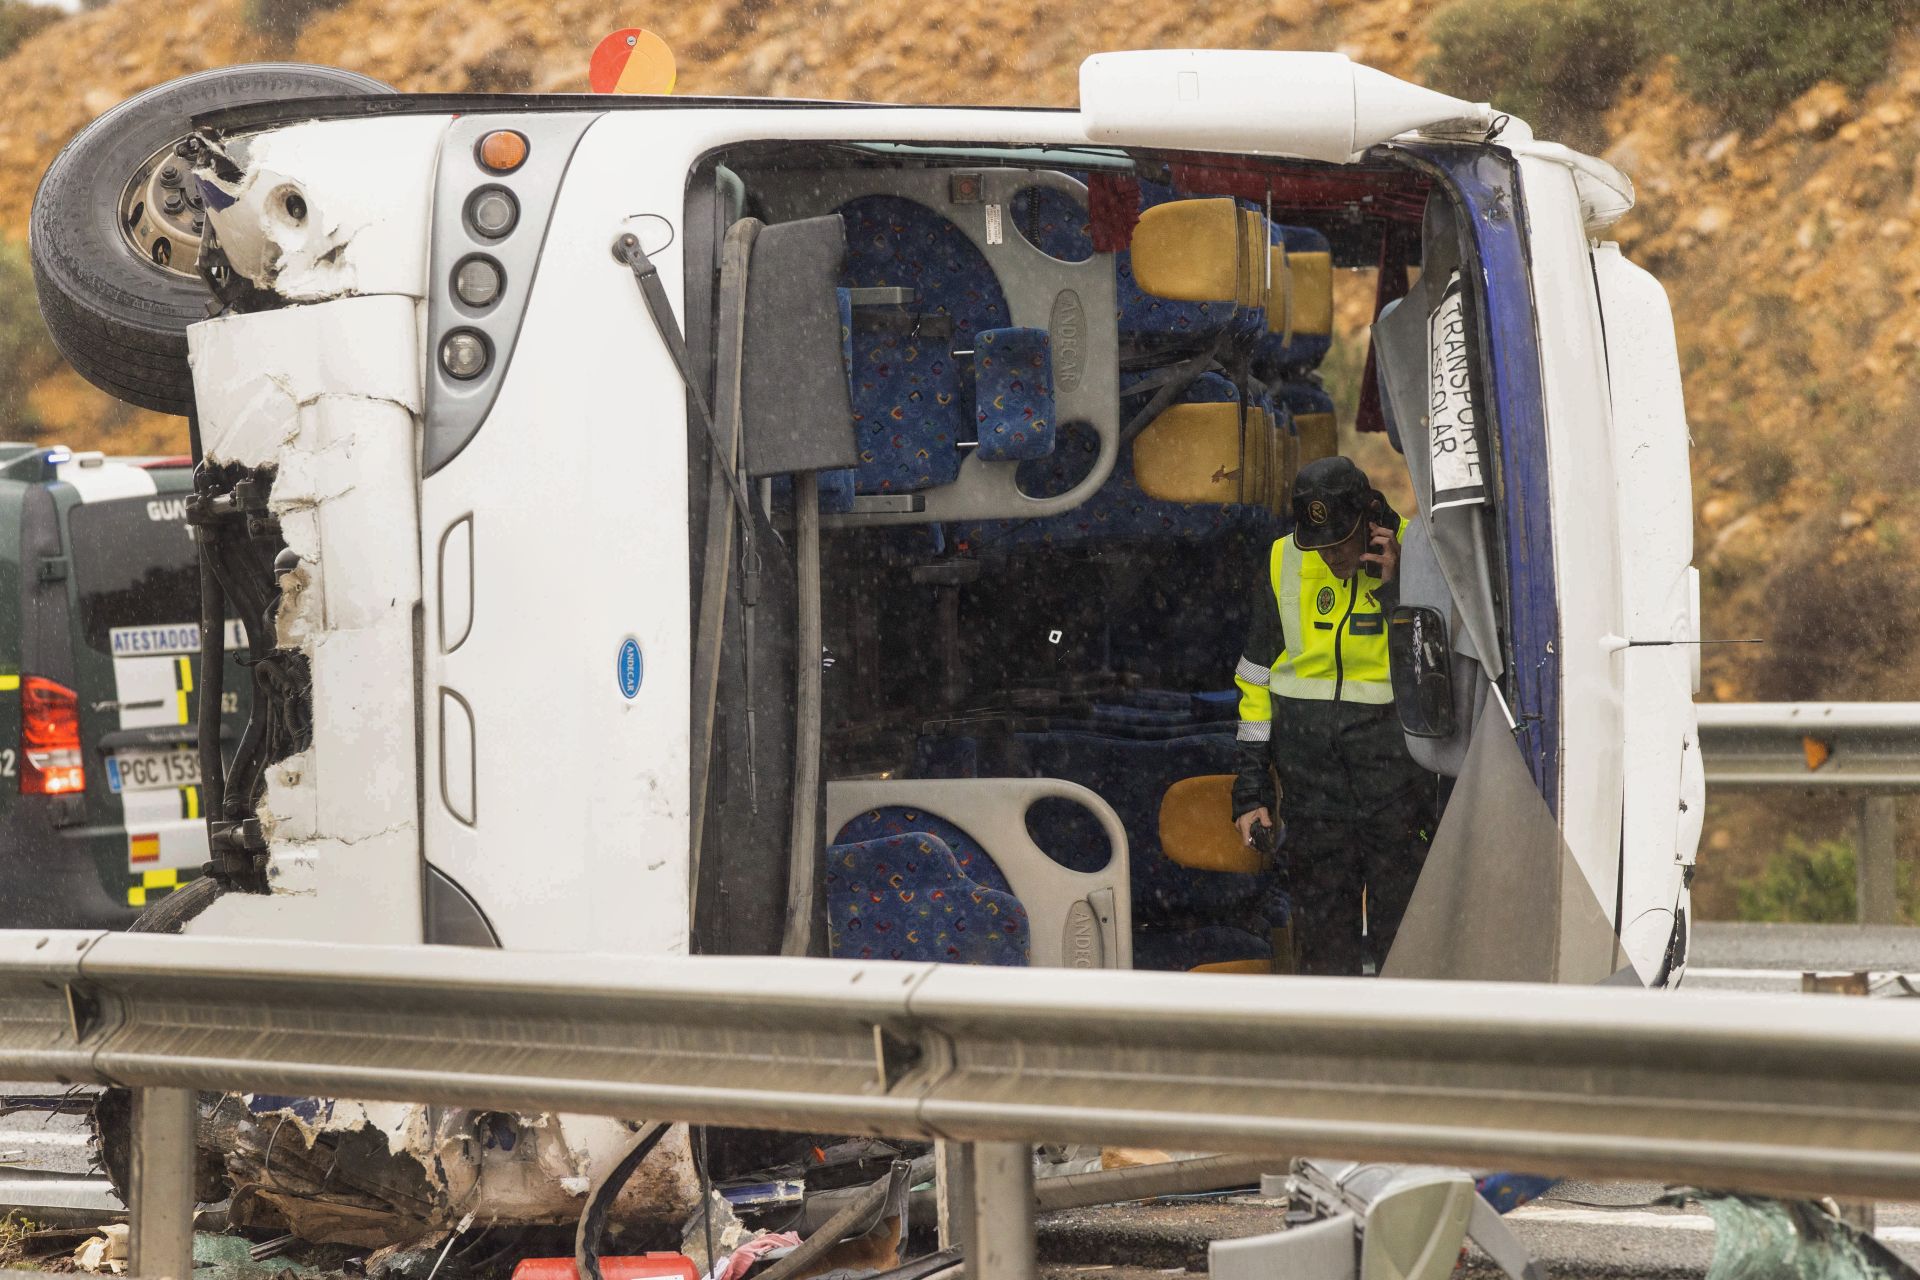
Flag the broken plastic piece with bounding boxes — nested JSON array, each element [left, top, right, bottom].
[[513, 1256, 698, 1280]]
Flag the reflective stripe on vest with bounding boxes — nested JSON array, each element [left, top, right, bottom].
[[1267, 530, 1398, 705]]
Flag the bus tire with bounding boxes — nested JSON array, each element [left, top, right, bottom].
[[29, 64, 393, 417]]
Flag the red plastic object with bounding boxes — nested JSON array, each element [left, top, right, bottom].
[[511, 1255, 699, 1280]]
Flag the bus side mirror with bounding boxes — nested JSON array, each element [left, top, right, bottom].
[[1389, 605, 1456, 739]]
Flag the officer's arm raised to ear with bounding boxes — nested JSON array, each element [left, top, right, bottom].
[[1360, 517, 1401, 583]]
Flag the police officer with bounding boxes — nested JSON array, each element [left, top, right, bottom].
[[1231, 455, 1435, 976]]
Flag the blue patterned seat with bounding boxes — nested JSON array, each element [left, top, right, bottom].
[[824, 831, 1030, 966], [1011, 185, 1094, 262], [829, 198, 1071, 500], [844, 327, 967, 492], [973, 327, 1055, 462], [833, 807, 1014, 895]]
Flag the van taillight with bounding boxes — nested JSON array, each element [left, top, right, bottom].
[[21, 676, 84, 795]]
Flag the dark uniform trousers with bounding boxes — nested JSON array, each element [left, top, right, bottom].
[[1239, 699, 1436, 976]]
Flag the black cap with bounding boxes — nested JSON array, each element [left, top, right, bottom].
[[1291, 456, 1370, 550]]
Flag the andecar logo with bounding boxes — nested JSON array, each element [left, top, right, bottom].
[[1050, 289, 1085, 393]]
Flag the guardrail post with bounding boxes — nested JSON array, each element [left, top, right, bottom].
[[968, 1142, 1035, 1280], [1858, 795, 1899, 925], [129, 1086, 196, 1280], [935, 1140, 974, 1253]]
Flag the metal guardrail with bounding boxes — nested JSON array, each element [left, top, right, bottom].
[[1698, 702, 1920, 925], [1696, 703, 1920, 790], [8, 931, 1920, 1277]]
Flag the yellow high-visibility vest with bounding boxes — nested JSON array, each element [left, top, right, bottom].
[[1251, 520, 1407, 711]]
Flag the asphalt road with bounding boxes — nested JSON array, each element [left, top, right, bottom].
[[1685, 921, 1920, 993]]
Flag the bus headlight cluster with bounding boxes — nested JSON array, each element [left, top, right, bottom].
[[444, 135, 531, 385]]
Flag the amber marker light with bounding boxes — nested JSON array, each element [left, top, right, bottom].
[[477, 130, 529, 173]]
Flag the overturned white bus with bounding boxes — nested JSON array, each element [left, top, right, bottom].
[[29, 49, 1703, 1239]]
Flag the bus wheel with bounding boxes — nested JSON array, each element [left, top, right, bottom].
[[29, 64, 392, 416]]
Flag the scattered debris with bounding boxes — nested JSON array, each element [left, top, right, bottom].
[[1680, 1192, 1920, 1280], [71, 1223, 127, 1274], [680, 1189, 751, 1276]]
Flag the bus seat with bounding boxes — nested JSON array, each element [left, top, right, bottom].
[[835, 195, 1010, 495], [1256, 225, 1335, 378], [826, 777, 1132, 969], [834, 805, 1014, 895], [900, 730, 1287, 972], [951, 373, 1282, 554], [1277, 381, 1338, 467], [1134, 925, 1273, 973], [1132, 398, 1288, 508], [1118, 197, 1263, 347], [838, 194, 1010, 341], [1010, 184, 1095, 261], [1158, 774, 1265, 875], [825, 831, 1029, 966], [973, 326, 1056, 462], [1014, 730, 1283, 925]]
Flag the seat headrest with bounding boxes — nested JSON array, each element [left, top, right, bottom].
[[1157, 774, 1264, 875], [973, 326, 1056, 463], [1130, 199, 1243, 303]]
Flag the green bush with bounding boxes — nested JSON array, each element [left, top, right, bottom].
[[1424, 0, 1649, 148], [0, 240, 61, 439], [0, 0, 62, 61], [243, 0, 347, 41], [1737, 836, 1858, 923], [1659, 0, 1912, 129], [1736, 833, 1918, 923], [1424, 0, 1913, 142]]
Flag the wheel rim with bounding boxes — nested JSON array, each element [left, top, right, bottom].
[[117, 136, 209, 281]]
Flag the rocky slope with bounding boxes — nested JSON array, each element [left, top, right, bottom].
[[2, 0, 1916, 913]]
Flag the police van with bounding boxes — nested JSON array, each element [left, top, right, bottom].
[[28, 48, 1703, 1230], [0, 445, 248, 927]]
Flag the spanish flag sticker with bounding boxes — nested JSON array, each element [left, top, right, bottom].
[[130, 833, 160, 865]]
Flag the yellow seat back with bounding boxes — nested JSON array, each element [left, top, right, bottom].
[[1265, 247, 1334, 341], [1295, 410, 1338, 468], [1288, 250, 1334, 338], [1238, 209, 1268, 310], [1133, 402, 1247, 505], [1269, 413, 1300, 514], [1190, 958, 1273, 975], [1158, 774, 1263, 875], [1131, 199, 1242, 303], [1133, 401, 1291, 506]]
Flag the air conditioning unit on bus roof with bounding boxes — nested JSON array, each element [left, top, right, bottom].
[[1079, 50, 1498, 164]]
